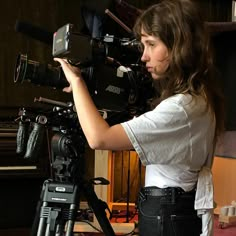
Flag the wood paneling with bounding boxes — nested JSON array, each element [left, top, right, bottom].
[[212, 156, 236, 208], [126, 0, 232, 21], [0, 0, 81, 117], [112, 151, 145, 203]]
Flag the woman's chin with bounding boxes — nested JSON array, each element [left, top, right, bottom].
[[151, 73, 160, 80]]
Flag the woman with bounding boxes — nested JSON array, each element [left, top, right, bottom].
[[54, 0, 224, 235]]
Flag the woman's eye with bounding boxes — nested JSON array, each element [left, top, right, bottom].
[[148, 42, 155, 47]]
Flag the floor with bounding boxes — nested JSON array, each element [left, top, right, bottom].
[[0, 215, 235, 236]]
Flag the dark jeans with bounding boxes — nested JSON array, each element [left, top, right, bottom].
[[138, 187, 202, 236]]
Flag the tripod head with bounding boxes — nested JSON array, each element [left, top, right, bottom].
[[15, 97, 86, 183], [16, 97, 117, 236]]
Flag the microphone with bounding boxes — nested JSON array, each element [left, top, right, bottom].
[[15, 20, 53, 45]]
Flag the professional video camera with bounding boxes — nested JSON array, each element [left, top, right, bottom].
[[14, 23, 153, 117], [14, 6, 153, 234]]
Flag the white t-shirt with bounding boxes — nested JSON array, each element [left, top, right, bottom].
[[121, 94, 215, 192]]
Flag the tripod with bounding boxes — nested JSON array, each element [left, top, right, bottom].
[[15, 100, 119, 236], [29, 123, 116, 236]]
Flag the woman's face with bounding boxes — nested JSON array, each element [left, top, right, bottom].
[[140, 28, 170, 80]]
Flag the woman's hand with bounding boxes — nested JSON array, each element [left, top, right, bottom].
[[53, 59, 132, 151], [53, 58, 83, 93]]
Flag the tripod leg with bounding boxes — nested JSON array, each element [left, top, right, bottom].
[[65, 203, 77, 236], [55, 221, 67, 236], [31, 182, 47, 236], [82, 181, 116, 236], [36, 202, 49, 236], [31, 200, 42, 236]]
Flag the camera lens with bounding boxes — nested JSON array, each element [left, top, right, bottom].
[[14, 54, 69, 89], [14, 54, 28, 83]]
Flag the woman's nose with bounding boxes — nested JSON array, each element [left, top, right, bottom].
[[141, 50, 150, 62]]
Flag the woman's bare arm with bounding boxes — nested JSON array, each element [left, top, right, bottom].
[[54, 58, 133, 151]]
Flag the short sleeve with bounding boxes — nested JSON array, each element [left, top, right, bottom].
[[121, 97, 191, 166]]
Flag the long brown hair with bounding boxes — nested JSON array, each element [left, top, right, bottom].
[[133, 0, 225, 140]]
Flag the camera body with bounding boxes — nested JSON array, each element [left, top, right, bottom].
[[52, 23, 140, 67], [14, 23, 153, 115], [52, 23, 94, 65]]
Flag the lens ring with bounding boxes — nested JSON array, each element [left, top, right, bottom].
[[22, 54, 28, 83], [14, 54, 28, 83]]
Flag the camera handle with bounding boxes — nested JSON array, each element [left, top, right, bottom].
[[16, 120, 30, 155], [24, 115, 47, 160]]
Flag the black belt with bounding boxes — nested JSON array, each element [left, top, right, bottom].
[[139, 186, 195, 202]]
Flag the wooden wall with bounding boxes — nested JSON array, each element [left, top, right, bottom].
[[127, 0, 232, 21], [0, 0, 84, 118], [213, 156, 236, 209]]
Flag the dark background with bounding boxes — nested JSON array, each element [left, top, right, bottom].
[[0, 0, 233, 117], [0, 0, 235, 231]]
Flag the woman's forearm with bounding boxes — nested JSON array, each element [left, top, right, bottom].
[[70, 78, 110, 149], [53, 57, 132, 151]]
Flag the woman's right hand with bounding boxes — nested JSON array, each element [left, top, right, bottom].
[[54, 57, 83, 93]]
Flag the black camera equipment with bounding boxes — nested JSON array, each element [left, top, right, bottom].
[[14, 23, 153, 116], [16, 97, 117, 236], [14, 7, 154, 235]]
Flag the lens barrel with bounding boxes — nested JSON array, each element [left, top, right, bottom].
[[14, 54, 69, 89]]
